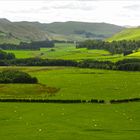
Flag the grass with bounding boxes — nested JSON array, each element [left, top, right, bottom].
[[0, 66, 140, 100], [128, 51, 140, 57], [5, 42, 140, 62], [0, 64, 140, 140], [5, 43, 125, 61], [107, 27, 140, 41], [0, 84, 59, 99], [0, 102, 139, 140]]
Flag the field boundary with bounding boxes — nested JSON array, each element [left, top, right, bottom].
[[0, 98, 104, 104], [110, 98, 140, 104], [0, 98, 140, 104]]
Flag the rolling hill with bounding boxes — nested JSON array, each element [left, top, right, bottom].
[[0, 18, 124, 44], [0, 18, 49, 44], [107, 27, 140, 41]]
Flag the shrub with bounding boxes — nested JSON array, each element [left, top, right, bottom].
[[0, 50, 15, 60], [0, 70, 38, 83]]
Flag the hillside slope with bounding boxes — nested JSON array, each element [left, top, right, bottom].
[[0, 19, 49, 44], [108, 27, 140, 41]]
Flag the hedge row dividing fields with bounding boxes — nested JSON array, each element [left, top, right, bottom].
[[0, 98, 140, 104]]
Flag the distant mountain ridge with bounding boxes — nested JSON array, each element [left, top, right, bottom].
[[0, 18, 124, 44]]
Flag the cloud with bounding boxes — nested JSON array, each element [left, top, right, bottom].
[[7, 1, 97, 14], [46, 2, 96, 11], [124, 4, 140, 10], [0, 0, 140, 26]]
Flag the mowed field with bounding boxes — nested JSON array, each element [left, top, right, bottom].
[[0, 66, 140, 100], [0, 102, 139, 140]]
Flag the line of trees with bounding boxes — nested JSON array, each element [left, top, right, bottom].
[[76, 40, 140, 55], [1, 57, 140, 71], [78, 59, 140, 71], [0, 40, 54, 50], [1, 52, 140, 71], [0, 58, 78, 66]]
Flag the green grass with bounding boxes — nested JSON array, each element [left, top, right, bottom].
[[0, 66, 140, 140], [0, 102, 139, 140], [5, 43, 125, 61], [6, 42, 140, 61], [0, 66, 140, 100], [0, 84, 59, 99], [128, 51, 140, 57], [107, 27, 140, 41]]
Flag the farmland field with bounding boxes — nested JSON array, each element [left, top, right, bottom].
[[0, 2, 140, 140], [5, 43, 140, 62], [0, 102, 140, 140], [5, 43, 125, 61], [1, 46, 140, 140], [0, 66, 140, 100]]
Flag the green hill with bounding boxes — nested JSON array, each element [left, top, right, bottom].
[[0, 19, 124, 44], [0, 19, 49, 44], [108, 27, 140, 41]]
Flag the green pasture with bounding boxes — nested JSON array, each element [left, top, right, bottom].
[[5, 43, 125, 61], [5, 43, 140, 61], [0, 102, 139, 140], [0, 66, 140, 100]]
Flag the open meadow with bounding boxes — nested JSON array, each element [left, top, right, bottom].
[[1, 46, 140, 140], [5, 43, 140, 62], [0, 2, 140, 140], [0, 102, 140, 140], [5, 43, 125, 62], [0, 66, 140, 100]]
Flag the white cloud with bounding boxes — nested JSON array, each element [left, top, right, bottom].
[[0, 0, 139, 26]]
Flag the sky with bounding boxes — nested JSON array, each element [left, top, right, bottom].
[[0, 0, 140, 26]]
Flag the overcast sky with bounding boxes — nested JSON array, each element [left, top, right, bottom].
[[0, 0, 140, 26]]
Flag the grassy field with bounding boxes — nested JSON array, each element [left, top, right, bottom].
[[0, 102, 139, 140], [1, 47, 140, 140], [0, 66, 140, 100], [5, 43, 140, 62], [5, 43, 125, 61]]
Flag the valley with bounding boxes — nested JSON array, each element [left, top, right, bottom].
[[0, 18, 140, 140]]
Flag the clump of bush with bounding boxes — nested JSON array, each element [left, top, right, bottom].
[[0, 70, 38, 83], [0, 50, 15, 60]]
